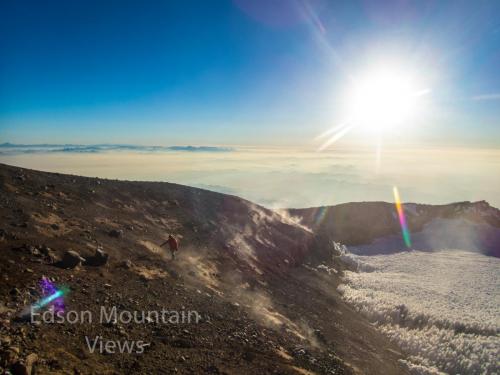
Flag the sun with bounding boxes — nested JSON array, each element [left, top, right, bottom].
[[345, 67, 424, 133], [316, 62, 429, 151]]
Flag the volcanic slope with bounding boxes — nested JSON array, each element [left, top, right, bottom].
[[0, 163, 408, 374]]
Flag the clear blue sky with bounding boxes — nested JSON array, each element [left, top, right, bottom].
[[1, 0, 499, 146]]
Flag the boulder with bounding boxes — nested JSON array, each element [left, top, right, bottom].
[[59, 250, 85, 269], [120, 260, 133, 269], [85, 248, 109, 267], [108, 229, 123, 238], [10, 353, 37, 375], [39, 245, 57, 263], [40, 245, 52, 256]]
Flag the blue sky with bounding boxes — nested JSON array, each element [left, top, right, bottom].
[[1, 0, 499, 146]]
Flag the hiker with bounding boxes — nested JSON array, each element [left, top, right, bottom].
[[160, 234, 179, 260]]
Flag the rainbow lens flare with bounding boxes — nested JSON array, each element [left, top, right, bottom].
[[313, 206, 329, 226], [19, 277, 69, 319], [34, 277, 68, 312], [393, 186, 412, 248]]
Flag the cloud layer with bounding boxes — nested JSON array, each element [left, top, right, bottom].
[[0, 143, 233, 154], [0, 145, 499, 209]]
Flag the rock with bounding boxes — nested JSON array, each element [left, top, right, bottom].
[[39, 246, 57, 263], [205, 365, 220, 374], [103, 319, 117, 327], [108, 229, 123, 238], [314, 329, 327, 343], [171, 338, 193, 348], [59, 250, 85, 269], [11, 362, 28, 375], [40, 245, 52, 256], [84, 248, 109, 266], [30, 247, 41, 257], [293, 347, 307, 357], [1, 346, 19, 367], [242, 352, 255, 362], [117, 325, 128, 338], [167, 268, 180, 279], [0, 335, 12, 346], [46, 358, 61, 370], [25, 354, 38, 370], [10, 353, 37, 375], [24, 245, 36, 254], [120, 260, 133, 269]]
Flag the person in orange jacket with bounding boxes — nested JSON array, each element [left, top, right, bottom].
[[160, 234, 179, 260]]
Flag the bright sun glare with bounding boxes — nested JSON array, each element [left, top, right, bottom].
[[317, 62, 430, 151], [346, 67, 423, 133]]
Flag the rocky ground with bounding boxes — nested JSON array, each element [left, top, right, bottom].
[[289, 200, 500, 259], [0, 163, 408, 374]]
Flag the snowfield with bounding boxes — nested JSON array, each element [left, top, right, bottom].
[[338, 249, 500, 374]]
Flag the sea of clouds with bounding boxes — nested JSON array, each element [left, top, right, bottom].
[[338, 249, 500, 374], [1, 144, 499, 209]]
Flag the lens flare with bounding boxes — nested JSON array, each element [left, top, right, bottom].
[[19, 278, 69, 319], [313, 206, 330, 226], [33, 289, 65, 309], [37, 277, 67, 312], [393, 186, 412, 248]]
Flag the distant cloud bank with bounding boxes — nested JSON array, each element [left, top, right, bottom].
[[1, 146, 498, 209], [471, 93, 500, 101], [0, 143, 234, 155]]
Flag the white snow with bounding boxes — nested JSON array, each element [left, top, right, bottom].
[[338, 249, 500, 374]]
